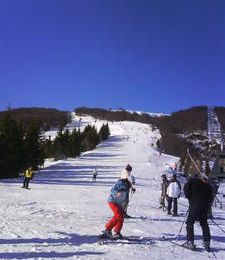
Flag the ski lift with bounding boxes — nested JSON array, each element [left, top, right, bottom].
[[210, 141, 225, 179]]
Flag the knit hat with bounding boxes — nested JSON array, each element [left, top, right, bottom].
[[125, 164, 132, 172], [121, 170, 131, 179]]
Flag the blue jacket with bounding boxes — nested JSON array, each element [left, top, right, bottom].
[[108, 179, 131, 206]]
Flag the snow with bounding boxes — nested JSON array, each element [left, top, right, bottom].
[[1, 115, 225, 260]]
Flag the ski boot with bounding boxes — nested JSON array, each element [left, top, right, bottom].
[[114, 232, 123, 239], [183, 241, 196, 250], [99, 230, 114, 239], [203, 241, 210, 252]]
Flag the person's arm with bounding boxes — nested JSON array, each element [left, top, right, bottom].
[[183, 180, 193, 200], [177, 180, 182, 197]]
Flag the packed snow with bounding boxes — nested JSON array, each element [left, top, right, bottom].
[[1, 115, 225, 260]]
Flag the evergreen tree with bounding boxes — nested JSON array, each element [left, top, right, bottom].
[[24, 121, 44, 169], [0, 111, 25, 178], [83, 125, 99, 151], [99, 123, 110, 141], [69, 129, 81, 157]]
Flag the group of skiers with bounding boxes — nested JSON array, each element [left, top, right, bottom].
[[100, 162, 215, 252], [159, 164, 182, 216], [23, 161, 215, 252], [159, 163, 214, 252]]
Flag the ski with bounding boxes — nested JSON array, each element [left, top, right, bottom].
[[97, 235, 153, 245], [170, 241, 199, 251], [170, 241, 217, 259]]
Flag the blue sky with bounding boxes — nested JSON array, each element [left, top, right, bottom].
[[0, 0, 224, 113]]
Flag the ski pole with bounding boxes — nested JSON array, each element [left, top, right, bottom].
[[175, 209, 189, 242], [186, 149, 202, 176], [210, 218, 225, 234]]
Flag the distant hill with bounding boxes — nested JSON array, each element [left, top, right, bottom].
[[74, 106, 225, 166], [0, 107, 70, 130], [74, 106, 208, 133]]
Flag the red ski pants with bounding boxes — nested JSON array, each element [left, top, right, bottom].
[[105, 202, 124, 234]]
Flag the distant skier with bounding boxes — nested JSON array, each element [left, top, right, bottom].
[[166, 173, 181, 216], [22, 166, 34, 189], [159, 173, 169, 210], [92, 168, 98, 181], [100, 164, 135, 239], [183, 174, 213, 252]]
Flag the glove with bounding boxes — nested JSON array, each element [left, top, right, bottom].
[[131, 188, 136, 193]]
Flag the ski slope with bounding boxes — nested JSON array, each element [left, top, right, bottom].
[[0, 116, 225, 260]]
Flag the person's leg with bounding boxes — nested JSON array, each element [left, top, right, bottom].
[[23, 178, 26, 188], [167, 197, 172, 214], [199, 212, 211, 243], [173, 198, 178, 215], [186, 211, 196, 243], [26, 178, 30, 188], [105, 202, 124, 233]]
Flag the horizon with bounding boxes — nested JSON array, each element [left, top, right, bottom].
[[0, 104, 222, 115], [0, 0, 224, 113]]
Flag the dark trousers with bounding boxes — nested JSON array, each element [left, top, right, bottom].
[[167, 197, 178, 214], [186, 209, 210, 242], [23, 178, 31, 188]]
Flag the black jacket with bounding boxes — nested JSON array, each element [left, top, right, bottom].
[[183, 178, 213, 211]]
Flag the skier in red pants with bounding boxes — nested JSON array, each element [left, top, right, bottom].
[[101, 164, 135, 239]]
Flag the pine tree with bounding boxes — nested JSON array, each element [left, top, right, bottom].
[[83, 125, 99, 151], [24, 121, 44, 169], [99, 123, 110, 141], [0, 111, 25, 178], [69, 129, 81, 157]]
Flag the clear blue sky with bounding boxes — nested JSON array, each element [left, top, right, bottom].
[[0, 0, 224, 113]]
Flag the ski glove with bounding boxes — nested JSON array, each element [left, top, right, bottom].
[[131, 188, 136, 193]]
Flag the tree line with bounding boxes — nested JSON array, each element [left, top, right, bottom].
[[0, 111, 110, 179], [0, 107, 70, 130], [43, 123, 110, 160]]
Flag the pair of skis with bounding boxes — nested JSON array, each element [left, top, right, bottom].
[[97, 235, 153, 245]]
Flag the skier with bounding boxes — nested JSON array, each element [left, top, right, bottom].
[[159, 173, 169, 210], [183, 174, 213, 252], [92, 168, 98, 181], [166, 173, 181, 216], [22, 166, 34, 189], [122, 164, 136, 218], [101, 164, 135, 239], [208, 178, 219, 219]]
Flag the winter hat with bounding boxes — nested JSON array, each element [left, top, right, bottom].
[[121, 170, 131, 179], [125, 164, 132, 172]]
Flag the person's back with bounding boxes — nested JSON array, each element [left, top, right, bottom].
[[167, 178, 181, 199], [166, 174, 181, 216], [183, 176, 213, 252], [108, 178, 130, 206], [184, 178, 212, 210]]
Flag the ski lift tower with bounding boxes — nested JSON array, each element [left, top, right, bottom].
[[207, 107, 225, 178]]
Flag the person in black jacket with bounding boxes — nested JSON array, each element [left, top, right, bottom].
[[183, 174, 213, 252]]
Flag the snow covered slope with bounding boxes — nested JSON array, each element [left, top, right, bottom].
[[0, 116, 225, 260]]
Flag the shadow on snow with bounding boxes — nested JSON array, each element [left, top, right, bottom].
[[0, 233, 104, 259]]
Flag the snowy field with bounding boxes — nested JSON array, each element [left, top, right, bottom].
[[1, 115, 225, 260]]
